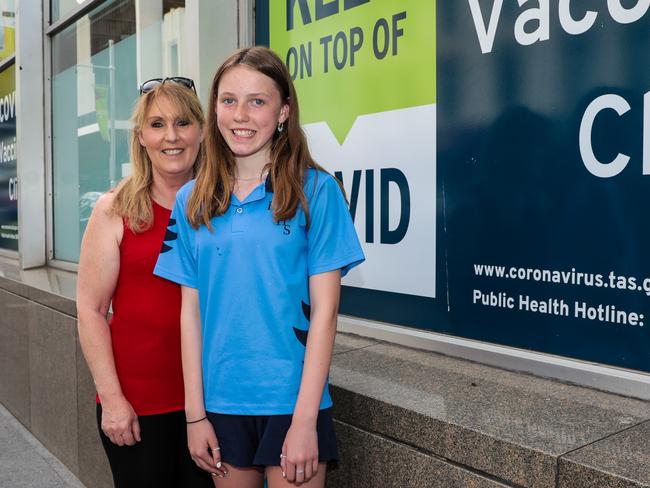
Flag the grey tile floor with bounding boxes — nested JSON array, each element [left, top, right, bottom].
[[0, 403, 85, 488]]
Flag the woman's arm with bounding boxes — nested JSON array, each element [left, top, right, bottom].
[[282, 269, 341, 484], [181, 286, 226, 477], [76, 193, 141, 446]]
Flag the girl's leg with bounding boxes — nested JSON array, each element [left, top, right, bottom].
[[212, 463, 264, 488], [265, 464, 326, 488]]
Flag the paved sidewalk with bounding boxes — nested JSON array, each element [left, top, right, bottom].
[[0, 403, 86, 488]]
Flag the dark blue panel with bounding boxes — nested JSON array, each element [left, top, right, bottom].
[[255, 0, 269, 46], [439, 1, 650, 372]]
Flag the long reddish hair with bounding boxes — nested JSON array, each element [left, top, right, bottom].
[[187, 46, 332, 229]]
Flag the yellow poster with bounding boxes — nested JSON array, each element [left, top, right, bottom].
[[0, 0, 15, 61]]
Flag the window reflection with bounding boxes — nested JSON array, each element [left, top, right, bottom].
[[51, 0, 188, 262]]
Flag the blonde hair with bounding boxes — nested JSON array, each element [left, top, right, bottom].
[[187, 46, 337, 230], [112, 82, 205, 232]]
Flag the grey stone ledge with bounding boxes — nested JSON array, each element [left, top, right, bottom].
[[328, 420, 515, 488], [0, 258, 77, 317], [330, 339, 650, 488], [558, 420, 650, 488]]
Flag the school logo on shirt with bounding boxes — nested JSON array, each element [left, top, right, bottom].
[[268, 201, 292, 235], [277, 219, 291, 235]]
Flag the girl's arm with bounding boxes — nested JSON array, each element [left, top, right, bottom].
[[282, 269, 341, 484], [77, 193, 141, 446], [181, 286, 227, 477]]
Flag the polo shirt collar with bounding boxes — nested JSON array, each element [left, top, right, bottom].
[[265, 175, 274, 193], [231, 175, 273, 206]]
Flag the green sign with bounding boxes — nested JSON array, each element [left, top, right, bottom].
[[270, 0, 435, 143], [266, 0, 438, 300]]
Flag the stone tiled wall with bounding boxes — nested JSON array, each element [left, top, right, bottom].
[[327, 421, 512, 488], [0, 288, 112, 488]]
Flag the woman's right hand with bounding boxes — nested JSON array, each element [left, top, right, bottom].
[[100, 396, 141, 446], [187, 419, 228, 478]]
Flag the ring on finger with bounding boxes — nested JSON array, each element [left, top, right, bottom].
[[296, 469, 304, 474]]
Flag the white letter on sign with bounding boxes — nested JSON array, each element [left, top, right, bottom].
[[579, 94, 631, 178], [559, 0, 597, 35], [514, 0, 550, 46], [468, 0, 504, 54], [607, 0, 650, 24]]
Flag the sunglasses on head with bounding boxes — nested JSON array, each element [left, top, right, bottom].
[[139, 77, 196, 95]]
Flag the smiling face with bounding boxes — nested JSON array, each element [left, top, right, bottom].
[[215, 65, 289, 163], [138, 95, 202, 180]]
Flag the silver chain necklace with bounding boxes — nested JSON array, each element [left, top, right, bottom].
[[235, 171, 269, 182]]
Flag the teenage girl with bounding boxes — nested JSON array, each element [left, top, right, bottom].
[[154, 47, 364, 487]]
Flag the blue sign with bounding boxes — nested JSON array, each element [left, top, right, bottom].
[[441, 1, 650, 372]]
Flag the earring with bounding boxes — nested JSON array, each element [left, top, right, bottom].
[[277, 121, 284, 133]]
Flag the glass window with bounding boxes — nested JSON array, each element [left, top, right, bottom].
[[0, 0, 15, 61], [51, 0, 187, 262], [51, 0, 81, 23]]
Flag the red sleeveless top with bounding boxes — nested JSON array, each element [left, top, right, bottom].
[[99, 200, 184, 415]]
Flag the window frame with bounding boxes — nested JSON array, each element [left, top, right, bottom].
[[12, 3, 46, 268], [45, 0, 114, 271], [47, 0, 106, 36]]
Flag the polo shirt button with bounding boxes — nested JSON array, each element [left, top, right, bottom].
[[236, 207, 243, 214]]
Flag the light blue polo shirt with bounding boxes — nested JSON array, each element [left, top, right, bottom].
[[154, 169, 364, 415]]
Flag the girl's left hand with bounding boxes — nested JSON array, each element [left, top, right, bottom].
[[281, 421, 319, 484]]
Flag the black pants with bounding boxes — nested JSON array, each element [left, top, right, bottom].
[[97, 404, 213, 488]]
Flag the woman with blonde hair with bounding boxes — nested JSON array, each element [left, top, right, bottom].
[[77, 78, 214, 487], [155, 47, 365, 487]]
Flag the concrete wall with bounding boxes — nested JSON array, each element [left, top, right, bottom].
[[0, 286, 111, 488]]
